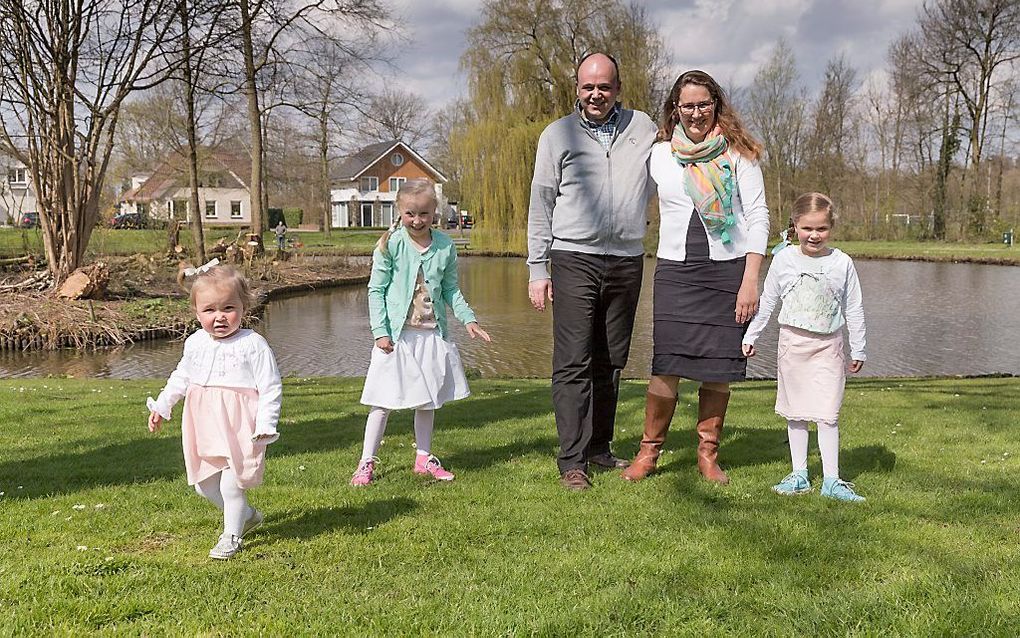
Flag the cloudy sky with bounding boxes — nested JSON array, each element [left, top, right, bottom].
[[385, 0, 924, 109]]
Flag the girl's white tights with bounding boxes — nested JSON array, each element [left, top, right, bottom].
[[194, 467, 252, 537], [360, 407, 436, 461], [787, 419, 840, 478]]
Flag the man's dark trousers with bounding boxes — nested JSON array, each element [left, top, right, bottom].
[[550, 250, 643, 474]]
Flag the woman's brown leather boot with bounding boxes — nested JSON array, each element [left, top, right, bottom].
[[696, 387, 730, 484], [621, 391, 677, 481]]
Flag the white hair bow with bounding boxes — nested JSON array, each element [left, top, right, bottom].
[[183, 258, 220, 277]]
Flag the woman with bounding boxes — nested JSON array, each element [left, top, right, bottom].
[[622, 70, 769, 484]]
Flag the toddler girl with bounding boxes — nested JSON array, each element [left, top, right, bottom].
[[147, 259, 282, 558], [742, 192, 867, 502], [351, 179, 490, 486]]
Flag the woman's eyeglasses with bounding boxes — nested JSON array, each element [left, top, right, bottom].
[[678, 101, 715, 115]]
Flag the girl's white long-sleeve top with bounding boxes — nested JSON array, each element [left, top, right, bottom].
[[147, 328, 283, 440], [743, 246, 867, 361], [650, 142, 771, 261]]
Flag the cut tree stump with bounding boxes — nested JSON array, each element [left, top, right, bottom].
[[57, 262, 110, 300]]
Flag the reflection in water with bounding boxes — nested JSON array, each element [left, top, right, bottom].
[[2, 256, 1018, 379]]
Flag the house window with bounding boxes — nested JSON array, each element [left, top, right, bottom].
[[205, 201, 217, 218], [359, 176, 378, 192], [388, 177, 406, 193], [7, 168, 27, 185], [360, 202, 373, 227], [230, 201, 242, 219], [391, 153, 404, 167], [170, 199, 188, 220], [381, 203, 394, 225], [332, 201, 348, 228]]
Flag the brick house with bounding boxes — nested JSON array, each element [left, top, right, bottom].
[[120, 152, 253, 225], [330, 140, 448, 228]]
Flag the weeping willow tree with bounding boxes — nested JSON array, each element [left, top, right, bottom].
[[450, 0, 668, 253]]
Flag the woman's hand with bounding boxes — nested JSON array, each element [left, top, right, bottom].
[[466, 322, 491, 342], [741, 343, 755, 357], [735, 279, 760, 324], [848, 360, 864, 374], [148, 411, 163, 433], [375, 336, 394, 353]]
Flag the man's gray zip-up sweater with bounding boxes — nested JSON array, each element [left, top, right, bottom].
[[527, 107, 657, 281]]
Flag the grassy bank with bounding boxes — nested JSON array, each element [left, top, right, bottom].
[[0, 227, 382, 259], [4, 227, 1017, 264], [1, 377, 1017, 634]]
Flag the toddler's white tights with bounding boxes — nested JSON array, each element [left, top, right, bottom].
[[194, 467, 252, 537], [787, 419, 840, 478], [361, 407, 436, 461]]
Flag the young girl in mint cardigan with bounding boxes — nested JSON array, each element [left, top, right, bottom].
[[351, 179, 491, 486]]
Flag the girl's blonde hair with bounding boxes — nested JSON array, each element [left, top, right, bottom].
[[178, 262, 256, 313], [658, 69, 762, 160], [375, 178, 439, 254], [787, 192, 837, 236]]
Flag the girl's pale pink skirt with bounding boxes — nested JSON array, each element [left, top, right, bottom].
[[775, 325, 846, 424], [182, 385, 266, 489]]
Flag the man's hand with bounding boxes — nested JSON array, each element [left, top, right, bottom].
[[848, 360, 864, 374], [529, 279, 553, 312], [375, 336, 394, 353], [741, 343, 755, 357], [148, 411, 163, 433]]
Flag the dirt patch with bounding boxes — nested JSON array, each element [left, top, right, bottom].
[[0, 254, 370, 351]]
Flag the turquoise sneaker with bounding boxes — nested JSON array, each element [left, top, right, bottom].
[[772, 470, 810, 495], [821, 477, 865, 502]]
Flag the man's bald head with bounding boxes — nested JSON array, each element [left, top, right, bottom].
[[576, 52, 621, 123], [576, 52, 621, 87]]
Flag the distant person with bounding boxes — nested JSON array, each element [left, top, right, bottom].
[[622, 69, 769, 484], [527, 52, 657, 491], [147, 259, 282, 559], [351, 179, 491, 486], [274, 220, 288, 251], [743, 192, 867, 502]]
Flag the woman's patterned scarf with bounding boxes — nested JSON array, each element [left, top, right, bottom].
[[671, 125, 736, 244]]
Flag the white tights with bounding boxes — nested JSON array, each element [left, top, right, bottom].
[[194, 466, 253, 537], [787, 419, 840, 478], [360, 407, 436, 461]]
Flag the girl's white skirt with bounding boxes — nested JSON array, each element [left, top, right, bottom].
[[360, 328, 470, 410], [775, 325, 846, 423]]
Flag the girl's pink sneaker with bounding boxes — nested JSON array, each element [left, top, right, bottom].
[[350, 458, 377, 486], [413, 454, 455, 481]]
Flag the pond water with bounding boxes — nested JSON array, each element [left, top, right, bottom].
[[1, 256, 1018, 380]]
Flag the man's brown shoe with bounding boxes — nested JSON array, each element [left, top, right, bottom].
[[588, 452, 630, 469], [559, 468, 592, 491]]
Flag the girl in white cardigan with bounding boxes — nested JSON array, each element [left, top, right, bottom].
[[742, 193, 867, 502], [147, 260, 283, 559]]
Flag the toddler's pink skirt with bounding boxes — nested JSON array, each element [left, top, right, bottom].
[[182, 385, 266, 489], [775, 326, 846, 424]]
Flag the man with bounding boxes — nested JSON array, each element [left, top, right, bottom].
[[274, 220, 288, 251], [527, 53, 657, 490]]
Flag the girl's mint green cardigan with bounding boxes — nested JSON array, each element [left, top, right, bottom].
[[367, 227, 477, 341]]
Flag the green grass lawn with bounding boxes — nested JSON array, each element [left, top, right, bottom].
[[1, 376, 1017, 634]]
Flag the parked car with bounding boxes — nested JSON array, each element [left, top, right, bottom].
[[111, 212, 144, 229], [19, 211, 39, 228], [459, 213, 474, 229]]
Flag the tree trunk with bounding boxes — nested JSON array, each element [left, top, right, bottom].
[[240, 0, 265, 235], [179, 0, 206, 264], [319, 112, 331, 235]]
